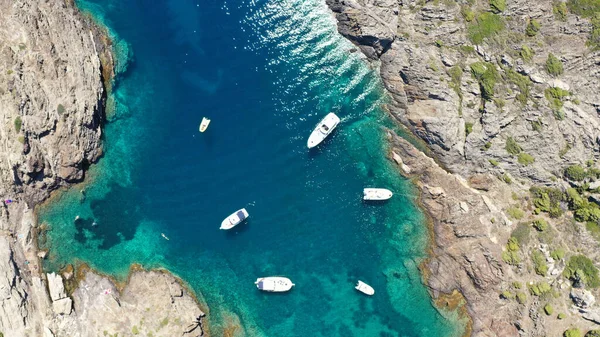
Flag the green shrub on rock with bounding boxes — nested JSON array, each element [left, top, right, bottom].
[[544, 303, 554, 315], [506, 68, 532, 104], [566, 188, 585, 208], [516, 292, 527, 304], [500, 290, 515, 299], [530, 186, 564, 218], [564, 328, 582, 337], [526, 19, 542, 36], [520, 45, 534, 62], [565, 165, 587, 181], [558, 312, 566, 319], [502, 237, 521, 265], [461, 5, 476, 22], [465, 122, 473, 136], [589, 14, 600, 50], [564, 255, 600, 288], [553, 1, 569, 21], [505, 137, 522, 155], [507, 207, 524, 219], [546, 53, 564, 76], [490, 0, 506, 13], [545, 87, 570, 112], [528, 281, 552, 296], [533, 218, 549, 231], [468, 12, 505, 44], [567, 0, 600, 17], [14, 116, 22, 133], [532, 251, 549, 276], [574, 206, 600, 223], [551, 248, 566, 260], [518, 152, 535, 165], [470, 61, 498, 100]]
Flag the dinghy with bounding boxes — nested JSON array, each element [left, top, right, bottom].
[[220, 208, 249, 230], [255, 277, 295, 292], [363, 188, 393, 201], [199, 117, 211, 132], [355, 280, 374, 296], [307, 112, 340, 148]]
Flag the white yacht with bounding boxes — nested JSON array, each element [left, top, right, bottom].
[[363, 188, 393, 201], [199, 117, 211, 132], [307, 113, 340, 149], [355, 280, 374, 296], [220, 208, 249, 230], [255, 277, 295, 292]]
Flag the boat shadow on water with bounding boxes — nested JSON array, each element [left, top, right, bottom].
[[222, 220, 252, 238], [361, 199, 389, 206], [255, 289, 295, 297]]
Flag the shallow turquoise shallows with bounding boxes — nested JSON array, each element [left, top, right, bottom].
[[38, 0, 463, 336]]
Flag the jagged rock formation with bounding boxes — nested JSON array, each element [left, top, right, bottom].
[[0, 0, 113, 207], [0, 1, 208, 336], [51, 270, 206, 337], [327, 0, 600, 336], [389, 133, 517, 335]]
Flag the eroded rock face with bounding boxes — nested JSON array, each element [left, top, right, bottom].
[[327, 0, 600, 335], [0, 2, 208, 337], [0, 1, 112, 334], [326, 0, 600, 182], [54, 270, 206, 337], [326, 0, 398, 58], [0, 236, 33, 335], [0, 0, 112, 207], [389, 133, 517, 336]]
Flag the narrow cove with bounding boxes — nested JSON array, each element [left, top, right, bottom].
[[37, 0, 463, 335]]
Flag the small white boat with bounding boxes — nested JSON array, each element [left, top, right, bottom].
[[307, 112, 340, 148], [363, 188, 393, 201], [355, 280, 374, 296], [161, 233, 170, 240], [255, 277, 295, 292], [199, 117, 211, 132], [220, 208, 249, 230]]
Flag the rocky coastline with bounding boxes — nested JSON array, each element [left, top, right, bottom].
[[0, 1, 207, 336], [327, 0, 600, 336]]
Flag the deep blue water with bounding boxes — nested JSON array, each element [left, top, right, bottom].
[[38, 0, 464, 336]]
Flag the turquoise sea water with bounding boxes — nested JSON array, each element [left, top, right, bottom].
[[38, 0, 463, 336]]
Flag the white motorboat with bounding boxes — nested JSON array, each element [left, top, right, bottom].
[[220, 208, 249, 230], [255, 277, 295, 292], [363, 188, 393, 201], [199, 117, 211, 132], [355, 280, 374, 296], [307, 112, 340, 149]]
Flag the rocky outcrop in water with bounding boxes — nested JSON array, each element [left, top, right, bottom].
[[50, 270, 206, 337], [327, 0, 600, 336], [0, 1, 207, 336]]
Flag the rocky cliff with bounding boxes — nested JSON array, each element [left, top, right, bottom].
[[327, 0, 600, 336], [0, 1, 207, 336]]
